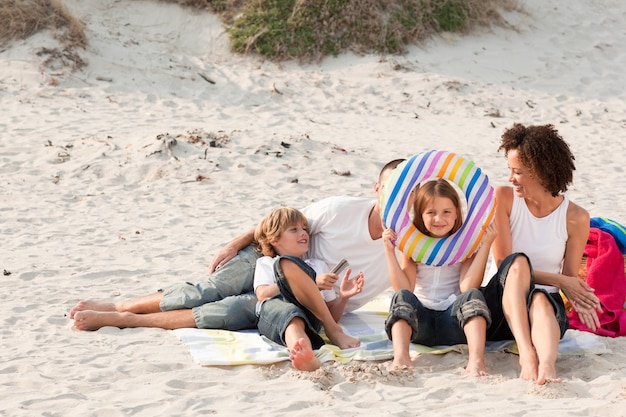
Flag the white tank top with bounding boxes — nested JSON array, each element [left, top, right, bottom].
[[510, 193, 569, 293], [414, 262, 461, 310]]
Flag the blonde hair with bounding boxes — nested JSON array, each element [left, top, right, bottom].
[[412, 178, 463, 237], [254, 207, 309, 257]]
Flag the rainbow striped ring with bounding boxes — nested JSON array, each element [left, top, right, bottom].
[[380, 150, 496, 266]]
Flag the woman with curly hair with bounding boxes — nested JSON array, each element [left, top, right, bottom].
[[483, 123, 602, 385]]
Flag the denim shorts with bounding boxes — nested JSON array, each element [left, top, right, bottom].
[[257, 296, 325, 349], [481, 252, 569, 341], [385, 287, 491, 346], [160, 244, 261, 330], [256, 256, 325, 349]]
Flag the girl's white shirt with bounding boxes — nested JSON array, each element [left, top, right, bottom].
[[414, 262, 462, 311]]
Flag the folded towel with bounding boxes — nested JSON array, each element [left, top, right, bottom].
[[590, 217, 626, 254], [568, 228, 626, 337]]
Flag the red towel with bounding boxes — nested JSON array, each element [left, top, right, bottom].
[[568, 228, 626, 337]]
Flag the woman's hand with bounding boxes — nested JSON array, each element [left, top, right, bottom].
[[560, 275, 602, 312], [572, 304, 601, 332], [561, 275, 602, 332]]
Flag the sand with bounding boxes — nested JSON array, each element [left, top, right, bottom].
[[1, 0, 625, 415]]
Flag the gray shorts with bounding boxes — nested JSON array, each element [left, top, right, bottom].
[[160, 244, 261, 330], [257, 296, 325, 349], [257, 256, 325, 349]]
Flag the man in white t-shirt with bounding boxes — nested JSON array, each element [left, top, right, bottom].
[[211, 159, 404, 310], [299, 195, 393, 311], [69, 159, 404, 331]]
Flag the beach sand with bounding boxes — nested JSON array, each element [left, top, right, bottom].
[[1, 0, 625, 415]]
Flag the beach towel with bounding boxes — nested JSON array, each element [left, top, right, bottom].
[[172, 294, 609, 366], [590, 217, 626, 254], [568, 228, 626, 337]]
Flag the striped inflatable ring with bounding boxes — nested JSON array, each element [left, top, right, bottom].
[[380, 150, 496, 266]]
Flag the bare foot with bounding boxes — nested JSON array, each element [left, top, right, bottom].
[[518, 348, 539, 381], [390, 355, 413, 369], [72, 310, 119, 331], [69, 300, 116, 319], [325, 328, 360, 349], [289, 338, 322, 372], [537, 363, 561, 385], [465, 358, 489, 377]]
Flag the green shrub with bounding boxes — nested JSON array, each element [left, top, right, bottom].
[[1, 0, 520, 68], [225, 0, 518, 62], [431, 0, 475, 31]]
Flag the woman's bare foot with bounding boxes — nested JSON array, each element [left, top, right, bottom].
[[518, 347, 539, 381], [72, 310, 120, 331], [69, 300, 117, 319], [466, 358, 489, 377], [324, 327, 360, 349], [537, 363, 561, 385], [289, 338, 322, 372]]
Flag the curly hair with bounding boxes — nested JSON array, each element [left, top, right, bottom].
[[254, 207, 308, 257], [498, 123, 576, 197], [412, 178, 463, 237]]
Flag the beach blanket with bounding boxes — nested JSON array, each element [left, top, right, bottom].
[[568, 228, 626, 337], [172, 295, 609, 366]]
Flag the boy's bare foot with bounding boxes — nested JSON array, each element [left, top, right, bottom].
[[289, 338, 322, 372], [69, 300, 116, 319], [537, 363, 561, 385], [325, 328, 360, 349]]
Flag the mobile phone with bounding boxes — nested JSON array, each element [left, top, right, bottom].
[[329, 258, 349, 275]]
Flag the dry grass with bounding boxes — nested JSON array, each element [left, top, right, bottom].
[[1, 0, 520, 70], [0, 0, 87, 70]]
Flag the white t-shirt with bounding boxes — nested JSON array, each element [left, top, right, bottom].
[[302, 196, 390, 312], [415, 262, 462, 311], [253, 256, 335, 314]]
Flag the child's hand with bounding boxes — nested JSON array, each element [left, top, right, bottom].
[[382, 228, 397, 250], [316, 272, 338, 291], [338, 268, 364, 299], [482, 223, 498, 244]]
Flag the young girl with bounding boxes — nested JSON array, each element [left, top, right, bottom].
[[383, 178, 497, 375], [253, 207, 364, 371]]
